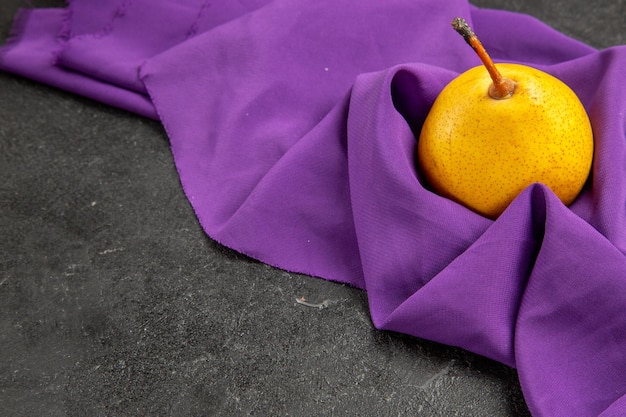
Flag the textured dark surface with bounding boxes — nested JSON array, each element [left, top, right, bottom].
[[0, 1, 623, 416]]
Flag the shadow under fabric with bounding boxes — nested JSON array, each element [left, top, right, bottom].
[[2, 1, 626, 416]]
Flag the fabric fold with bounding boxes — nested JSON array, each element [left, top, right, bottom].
[[57, 0, 273, 93], [0, 8, 157, 118], [514, 186, 626, 417]]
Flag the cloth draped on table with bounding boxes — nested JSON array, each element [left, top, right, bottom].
[[2, 1, 626, 416]]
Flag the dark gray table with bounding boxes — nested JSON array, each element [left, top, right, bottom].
[[1, 1, 623, 415]]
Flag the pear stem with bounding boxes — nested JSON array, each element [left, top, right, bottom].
[[451, 17, 516, 99]]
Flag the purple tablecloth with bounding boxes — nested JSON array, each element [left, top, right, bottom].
[[2, 1, 626, 415]]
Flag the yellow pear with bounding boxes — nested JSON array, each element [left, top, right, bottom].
[[418, 18, 593, 218]]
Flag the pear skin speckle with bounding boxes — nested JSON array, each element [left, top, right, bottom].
[[418, 63, 594, 219]]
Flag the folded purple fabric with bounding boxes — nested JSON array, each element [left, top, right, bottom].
[[0, 7, 156, 118], [2, 1, 626, 416]]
